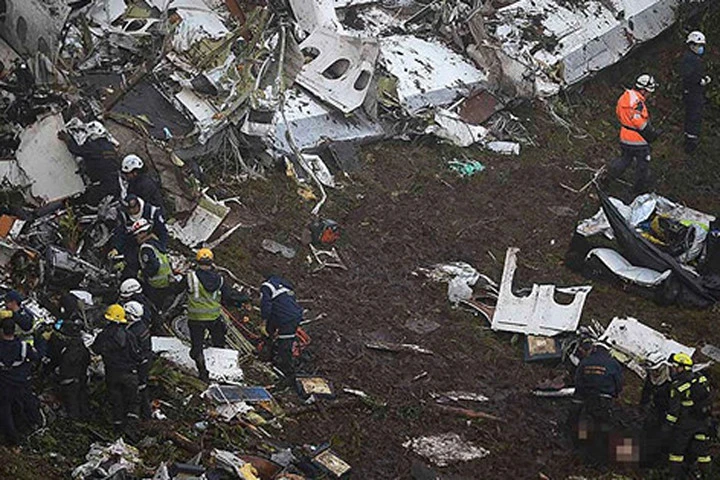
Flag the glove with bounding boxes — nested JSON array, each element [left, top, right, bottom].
[[701, 75, 712, 87], [0, 310, 12, 319], [107, 248, 119, 260]]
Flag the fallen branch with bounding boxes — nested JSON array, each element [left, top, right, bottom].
[[433, 404, 504, 422], [366, 342, 434, 355]]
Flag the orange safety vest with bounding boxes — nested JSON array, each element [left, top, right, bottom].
[[616, 89, 650, 146]]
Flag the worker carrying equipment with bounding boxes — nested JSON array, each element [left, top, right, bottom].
[[680, 31, 710, 154], [185, 248, 249, 382], [607, 74, 660, 194], [663, 352, 713, 480]]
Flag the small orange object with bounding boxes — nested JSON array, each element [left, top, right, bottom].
[[0, 215, 17, 238]]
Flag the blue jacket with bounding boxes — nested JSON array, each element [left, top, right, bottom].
[[10, 306, 34, 332], [138, 237, 166, 282], [0, 338, 38, 389], [575, 348, 623, 399], [260, 276, 303, 336], [128, 173, 164, 213]]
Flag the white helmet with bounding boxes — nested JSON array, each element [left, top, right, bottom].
[[130, 218, 152, 236], [123, 300, 144, 322], [635, 74, 658, 93], [687, 31, 706, 45], [121, 154, 144, 174], [120, 278, 142, 298]]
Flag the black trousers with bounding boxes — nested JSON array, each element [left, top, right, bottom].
[[188, 318, 226, 379], [60, 376, 89, 420], [0, 388, 40, 445], [609, 144, 651, 194], [144, 285, 171, 314], [684, 95, 704, 153], [106, 369, 139, 430], [272, 337, 296, 378], [668, 418, 712, 479]]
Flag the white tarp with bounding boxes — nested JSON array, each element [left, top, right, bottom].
[[586, 248, 672, 287], [492, 0, 684, 95], [11, 113, 86, 203], [492, 247, 591, 336], [152, 336, 244, 382], [379, 35, 488, 114], [600, 317, 695, 376]]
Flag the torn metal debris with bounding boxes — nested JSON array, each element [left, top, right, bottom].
[[403, 433, 490, 467]]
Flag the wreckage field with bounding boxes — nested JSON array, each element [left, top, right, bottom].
[[2, 0, 720, 479]]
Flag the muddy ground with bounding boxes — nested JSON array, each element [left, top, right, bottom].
[[4, 7, 720, 480]]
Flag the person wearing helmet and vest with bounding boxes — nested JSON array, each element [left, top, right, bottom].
[[123, 301, 152, 419], [663, 352, 712, 479], [91, 305, 141, 433], [186, 248, 249, 382], [118, 278, 156, 331], [108, 194, 168, 278], [680, 31, 711, 154], [260, 273, 304, 381], [607, 74, 661, 195], [47, 311, 90, 421], [0, 290, 34, 333], [119, 154, 164, 212], [132, 218, 173, 313], [0, 317, 40, 447]]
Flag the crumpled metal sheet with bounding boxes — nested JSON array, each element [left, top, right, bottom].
[[168, 194, 230, 247], [492, 247, 591, 336], [151, 336, 244, 382], [171, 0, 231, 52], [72, 438, 141, 479], [586, 248, 672, 287], [403, 433, 490, 467]]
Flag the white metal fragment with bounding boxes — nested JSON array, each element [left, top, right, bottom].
[[599, 317, 695, 374], [586, 248, 672, 287], [13, 113, 86, 204], [403, 433, 490, 467], [426, 109, 489, 148], [486, 141, 521, 156], [289, 0, 342, 34], [296, 28, 379, 114], [152, 336, 244, 382], [492, 248, 591, 336], [379, 35, 488, 114], [168, 194, 230, 247], [72, 438, 141, 479]]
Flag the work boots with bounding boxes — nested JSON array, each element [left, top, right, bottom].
[[195, 356, 210, 383]]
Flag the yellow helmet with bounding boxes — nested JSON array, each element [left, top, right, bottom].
[[196, 248, 214, 263], [104, 304, 127, 323], [670, 352, 693, 368]]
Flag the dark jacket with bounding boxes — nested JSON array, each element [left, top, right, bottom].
[[113, 201, 168, 252], [681, 50, 706, 100], [126, 320, 151, 362], [10, 306, 34, 332], [122, 293, 156, 327], [91, 323, 140, 373], [666, 370, 711, 425], [575, 348, 623, 399], [0, 338, 38, 389], [194, 268, 249, 307], [138, 237, 166, 282], [128, 174, 164, 212], [260, 276, 303, 336], [47, 328, 90, 381]]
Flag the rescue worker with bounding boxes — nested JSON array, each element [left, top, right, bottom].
[[573, 340, 623, 465], [133, 218, 173, 312], [123, 301, 152, 419], [186, 248, 249, 382], [108, 194, 168, 277], [260, 273, 303, 381], [640, 367, 673, 465], [0, 317, 41, 446], [118, 278, 156, 331], [607, 74, 661, 194], [119, 154, 164, 212], [680, 31, 711, 154], [1, 290, 34, 332], [91, 305, 140, 434], [663, 352, 712, 479], [46, 317, 90, 420]]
